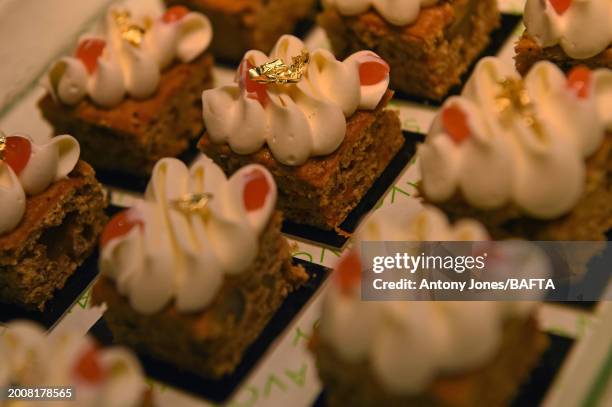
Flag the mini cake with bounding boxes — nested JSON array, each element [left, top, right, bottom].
[[199, 35, 404, 230], [318, 0, 501, 100], [516, 0, 612, 75], [0, 132, 106, 310], [0, 321, 152, 406], [419, 57, 612, 240], [310, 205, 548, 406], [91, 155, 307, 378], [164, 0, 316, 61], [38, 4, 214, 176]]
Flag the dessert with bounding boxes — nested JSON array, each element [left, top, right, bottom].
[[318, 0, 501, 100], [419, 57, 612, 240], [200, 35, 404, 230], [38, 4, 214, 176], [0, 132, 106, 310], [0, 321, 152, 406], [310, 205, 548, 406], [164, 0, 317, 62], [516, 0, 612, 75], [91, 155, 307, 378]]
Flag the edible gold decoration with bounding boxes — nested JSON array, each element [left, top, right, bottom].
[[496, 78, 544, 137], [249, 50, 310, 85], [171, 192, 214, 215], [112, 9, 148, 47], [0, 131, 6, 161]]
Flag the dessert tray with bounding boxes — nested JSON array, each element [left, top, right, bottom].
[[0, 1, 610, 406]]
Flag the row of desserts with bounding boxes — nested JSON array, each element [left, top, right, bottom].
[[1, 1, 611, 405]]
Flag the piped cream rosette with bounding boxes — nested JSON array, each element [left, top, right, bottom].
[[99, 155, 277, 315], [0, 321, 146, 407], [0, 133, 79, 235], [319, 204, 541, 395], [47, 3, 212, 107], [202, 35, 391, 166], [419, 57, 612, 219], [524, 0, 612, 59]]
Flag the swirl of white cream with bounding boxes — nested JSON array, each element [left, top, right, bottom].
[[0, 321, 146, 407], [524, 0, 612, 59], [319, 205, 536, 395], [0, 162, 26, 235], [100, 155, 277, 314], [419, 57, 610, 219], [202, 35, 390, 166], [47, 5, 212, 108], [324, 0, 438, 26], [0, 134, 80, 235]]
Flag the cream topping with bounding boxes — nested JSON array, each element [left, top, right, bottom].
[[100, 155, 277, 314], [0, 321, 146, 407], [0, 133, 80, 235], [202, 35, 390, 166], [47, 4, 212, 107], [324, 0, 438, 26], [524, 0, 612, 59], [419, 57, 611, 220], [319, 205, 540, 395]]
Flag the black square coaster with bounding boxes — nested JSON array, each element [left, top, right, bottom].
[[313, 333, 574, 407], [394, 13, 524, 107], [90, 259, 330, 404], [282, 131, 424, 249]]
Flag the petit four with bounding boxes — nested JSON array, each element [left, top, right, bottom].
[[319, 0, 501, 100], [92, 155, 307, 377], [0, 132, 106, 310], [200, 35, 404, 230], [39, 3, 214, 176]]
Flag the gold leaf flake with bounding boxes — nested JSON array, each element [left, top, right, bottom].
[[249, 49, 310, 85]]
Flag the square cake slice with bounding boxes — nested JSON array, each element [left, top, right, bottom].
[[38, 4, 216, 177], [165, 0, 316, 61], [39, 53, 214, 177], [91, 156, 307, 378], [515, 0, 612, 76], [199, 91, 404, 230], [318, 0, 500, 101], [92, 212, 306, 377], [0, 161, 107, 310]]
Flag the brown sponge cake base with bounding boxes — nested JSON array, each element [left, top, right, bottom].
[[38, 53, 214, 177], [199, 91, 404, 230], [0, 161, 107, 310], [165, 0, 316, 62], [515, 32, 612, 76], [311, 316, 548, 407], [318, 0, 500, 101], [91, 212, 307, 378]]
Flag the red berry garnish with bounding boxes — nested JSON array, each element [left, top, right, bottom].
[[162, 5, 189, 23], [238, 60, 268, 107], [549, 0, 572, 15], [441, 104, 471, 144], [73, 345, 106, 384], [76, 38, 106, 74], [243, 169, 270, 212], [100, 209, 144, 248], [2, 136, 32, 175], [567, 65, 592, 99], [336, 250, 361, 295], [359, 59, 390, 86]]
